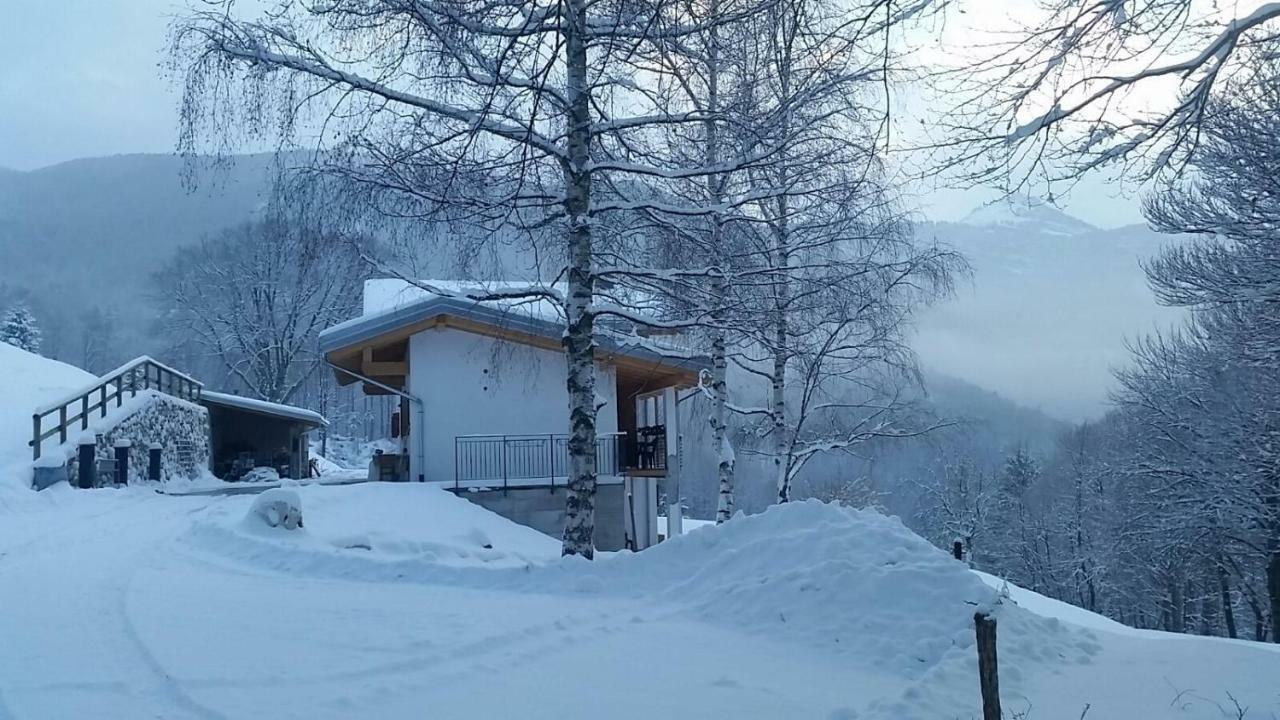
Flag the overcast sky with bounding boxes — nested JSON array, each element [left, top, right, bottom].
[[0, 0, 1149, 227]]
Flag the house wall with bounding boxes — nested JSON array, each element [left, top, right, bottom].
[[407, 325, 618, 484]]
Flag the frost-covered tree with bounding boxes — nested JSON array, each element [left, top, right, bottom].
[[0, 304, 42, 355], [154, 207, 367, 405], [620, 0, 960, 511], [948, 0, 1280, 185]]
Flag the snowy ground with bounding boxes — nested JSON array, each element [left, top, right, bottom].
[[0, 483, 1277, 720]]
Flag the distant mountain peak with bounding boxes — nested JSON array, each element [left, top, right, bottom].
[[959, 197, 1096, 235]]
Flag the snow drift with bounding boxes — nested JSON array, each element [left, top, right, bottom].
[[0, 343, 95, 486], [184, 490, 1108, 716]]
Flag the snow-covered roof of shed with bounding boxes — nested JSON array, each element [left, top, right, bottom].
[[200, 391, 328, 428], [321, 279, 710, 374]]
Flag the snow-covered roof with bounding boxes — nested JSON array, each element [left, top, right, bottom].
[[200, 392, 328, 428], [361, 278, 565, 321], [321, 279, 710, 376]]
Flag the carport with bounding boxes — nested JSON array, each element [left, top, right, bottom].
[[200, 392, 327, 480]]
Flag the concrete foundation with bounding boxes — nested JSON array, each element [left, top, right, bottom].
[[456, 482, 628, 551]]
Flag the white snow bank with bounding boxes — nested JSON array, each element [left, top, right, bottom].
[[975, 570, 1135, 634], [96, 488, 1280, 718], [0, 344, 95, 485], [584, 502, 1100, 683], [184, 493, 1098, 713], [186, 483, 561, 569]]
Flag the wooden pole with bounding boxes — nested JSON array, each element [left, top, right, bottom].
[[974, 612, 1001, 720]]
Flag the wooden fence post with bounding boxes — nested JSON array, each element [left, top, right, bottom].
[[974, 612, 1001, 720], [953, 540, 965, 561]]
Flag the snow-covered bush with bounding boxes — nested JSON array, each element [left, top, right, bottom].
[[246, 487, 303, 530]]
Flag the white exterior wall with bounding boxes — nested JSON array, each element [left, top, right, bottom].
[[407, 326, 618, 483]]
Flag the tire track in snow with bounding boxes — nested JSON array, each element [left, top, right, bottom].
[[113, 556, 229, 720], [0, 495, 222, 719]]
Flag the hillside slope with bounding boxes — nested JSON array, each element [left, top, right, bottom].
[[0, 344, 95, 484], [0, 153, 277, 355], [913, 199, 1184, 420]]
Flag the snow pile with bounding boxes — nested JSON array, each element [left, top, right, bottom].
[[187, 483, 561, 569], [161, 487, 1280, 717], [591, 504, 1098, 674], [187, 492, 1097, 695], [0, 343, 96, 485], [240, 466, 281, 484], [245, 486, 303, 530]]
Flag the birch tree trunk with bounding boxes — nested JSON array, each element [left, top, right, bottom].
[[711, 297, 734, 523], [771, 8, 794, 505], [771, 212, 791, 504], [560, 0, 598, 559], [702, 6, 736, 526]]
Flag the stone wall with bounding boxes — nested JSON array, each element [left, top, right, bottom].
[[65, 392, 210, 485]]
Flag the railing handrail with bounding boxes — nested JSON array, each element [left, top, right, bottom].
[[32, 356, 201, 416], [30, 356, 204, 461], [453, 428, 664, 487]]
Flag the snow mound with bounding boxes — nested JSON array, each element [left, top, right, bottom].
[[187, 483, 561, 569], [0, 344, 96, 486], [188, 489, 1100, 716], [591, 503, 1098, 672], [240, 466, 281, 484], [245, 487, 303, 530]]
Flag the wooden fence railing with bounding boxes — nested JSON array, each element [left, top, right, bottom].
[[30, 356, 203, 461]]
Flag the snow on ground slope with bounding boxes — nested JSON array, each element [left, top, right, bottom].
[[0, 344, 95, 484], [0, 485, 1277, 719]]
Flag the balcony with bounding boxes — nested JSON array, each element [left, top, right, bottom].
[[454, 427, 666, 489]]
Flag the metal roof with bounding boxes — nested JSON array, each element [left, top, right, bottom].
[[318, 295, 711, 374]]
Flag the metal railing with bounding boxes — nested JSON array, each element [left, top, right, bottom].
[[629, 425, 668, 472], [30, 356, 203, 460], [454, 428, 671, 490], [454, 433, 618, 490]]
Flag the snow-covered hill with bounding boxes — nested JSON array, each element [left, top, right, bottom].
[[0, 343, 94, 484], [0, 480, 1274, 719], [914, 199, 1183, 420]]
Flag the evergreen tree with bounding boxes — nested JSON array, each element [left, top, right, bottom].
[[0, 304, 42, 354]]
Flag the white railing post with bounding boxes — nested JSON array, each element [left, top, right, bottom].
[[662, 386, 681, 539]]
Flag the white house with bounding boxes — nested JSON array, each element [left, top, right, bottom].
[[318, 280, 708, 551]]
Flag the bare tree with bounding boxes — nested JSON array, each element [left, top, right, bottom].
[[941, 1, 1280, 186], [155, 212, 367, 404]]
